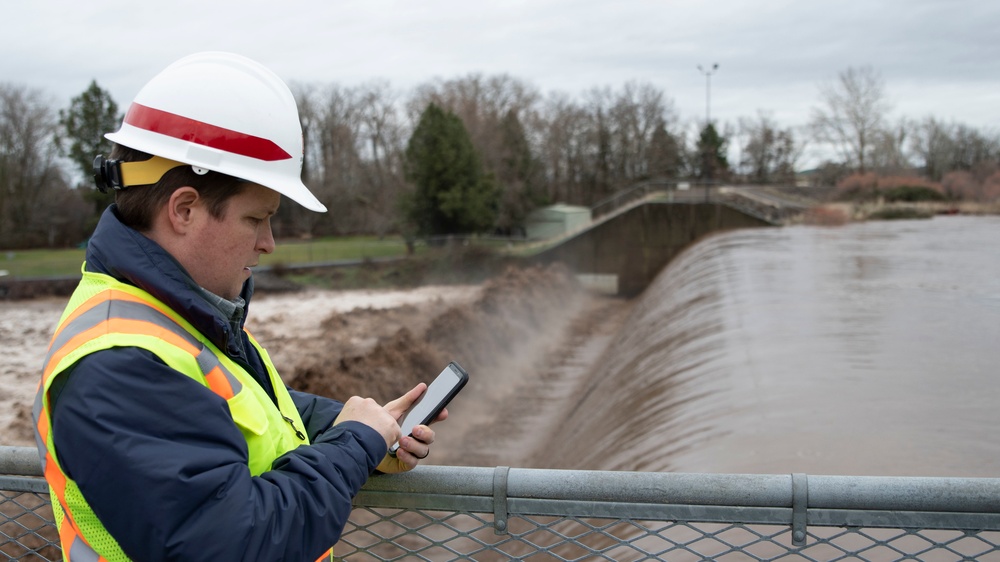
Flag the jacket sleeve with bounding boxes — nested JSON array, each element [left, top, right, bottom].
[[287, 388, 345, 442], [50, 347, 387, 562]]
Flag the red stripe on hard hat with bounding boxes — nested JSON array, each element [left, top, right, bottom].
[[123, 103, 292, 162]]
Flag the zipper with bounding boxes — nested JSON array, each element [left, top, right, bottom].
[[282, 415, 306, 441]]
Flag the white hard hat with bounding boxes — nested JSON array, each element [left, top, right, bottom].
[[106, 51, 326, 212]]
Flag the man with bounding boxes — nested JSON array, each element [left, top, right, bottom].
[[32, 52, 442, 561]]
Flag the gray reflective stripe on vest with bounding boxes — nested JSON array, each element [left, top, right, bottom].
[[47, 298, 202, 358], [43, 296, 243, 407], [69, 536, 100, 562], [32, 389, 46, 472], [36, 296, 246, 475]]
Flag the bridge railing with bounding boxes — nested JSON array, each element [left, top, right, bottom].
[[590, 180, 711, 220], [3, 446, 1000, 561], [590, 181, 805, 227]]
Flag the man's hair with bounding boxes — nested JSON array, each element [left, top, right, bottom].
[[110, 144, 249, 231]]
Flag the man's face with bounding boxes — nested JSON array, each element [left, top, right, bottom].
[[185, 183, 280, 300]]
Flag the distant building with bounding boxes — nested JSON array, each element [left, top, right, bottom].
[[524, 204, 592, 240]]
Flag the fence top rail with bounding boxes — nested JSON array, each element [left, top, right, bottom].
[[1, 445, 42, 477], [367, 465, 1000, 513], [4, 446, 999, 514]]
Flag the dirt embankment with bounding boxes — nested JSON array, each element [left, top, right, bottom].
[[1, 297, 69, 446], [3, 264, 633, 469], [261, 264, 633, 467]]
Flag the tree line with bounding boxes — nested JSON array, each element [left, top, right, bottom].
[[2, 66, 998, 249]]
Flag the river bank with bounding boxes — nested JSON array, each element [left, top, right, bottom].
[[0, 264, 633, 470]]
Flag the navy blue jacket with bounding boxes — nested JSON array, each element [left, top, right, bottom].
[[48, 206, 386, 561]]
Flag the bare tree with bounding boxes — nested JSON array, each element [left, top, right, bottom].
[[537, 93, 590, 204], [409, 73, 551, 225], [911, 117, 954, 181], [911, 117, 1000, 181], [286, 83, 330, 237], [810, 66, 892, 173], [608, 81, 674, 182], [292, 82, 408, 236], [408, 73, 541, 168], [356, 81, 408, 235], [736, 111, 802, 184], [535, 82, 681, 206], [572, 82, 679, 199], [0, 84, 70, 248], [646, 118, 684, 180], [868, 118, 912, 173], [494, 109, 543, 233], [407, 76, 681, 211], [947, 123, 1000, 181]]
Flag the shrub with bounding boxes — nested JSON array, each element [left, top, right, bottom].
[[835, 173, 945, 202], [875, 175, 941, 191], [868, 207, 934, 220], [882, 186, 946, 202], [834, 173, 879, 201], [984, 171, 1000, 202], [942, 171, 978, 200], [802, 206, 849, 226], [945, 170, 1000, 202]]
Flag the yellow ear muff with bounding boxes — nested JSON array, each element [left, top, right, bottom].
[[119, 156, 188, 186]]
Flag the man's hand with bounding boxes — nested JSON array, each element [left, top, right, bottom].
[[333, 396, 401, 448], [377, 383, 449, 474]]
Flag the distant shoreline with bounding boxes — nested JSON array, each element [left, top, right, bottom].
[[794, 200, 1000, 226]]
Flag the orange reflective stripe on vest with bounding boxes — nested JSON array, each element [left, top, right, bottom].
[[32, 285, 278, 561], [62, 522, 108, 562], [315, 547, 336, 561], [35, 289, 246, 475], [41, 289, 243, 401]]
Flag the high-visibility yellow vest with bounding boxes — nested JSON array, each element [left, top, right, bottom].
[[33, 270, 336, 561]]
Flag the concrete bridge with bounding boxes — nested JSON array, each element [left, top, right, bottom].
[[520, 184, 812, 297]]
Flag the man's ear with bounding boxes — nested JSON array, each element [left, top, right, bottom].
[[165, 186, 201, 233]]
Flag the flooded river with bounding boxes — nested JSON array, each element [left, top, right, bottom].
[[5, 215, 998, 479], [533, 215, 1000, 477]]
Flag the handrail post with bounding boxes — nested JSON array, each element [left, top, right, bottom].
[[792, 472, 809, 546], [493, 466, 510, 534]]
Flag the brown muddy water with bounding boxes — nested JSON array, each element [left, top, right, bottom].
[[532, 215, 1000, 477], [5, 216, 999, 481]]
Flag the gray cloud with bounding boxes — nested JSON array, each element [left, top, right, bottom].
[[3, 0, 998, 132]]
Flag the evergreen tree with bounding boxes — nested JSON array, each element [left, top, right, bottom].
[[403, 103, 498, 236], [495, 109, 543, 233], [696, 123, 729, 181], [57, 80, 122, 215], [647, 119, 683, 180]]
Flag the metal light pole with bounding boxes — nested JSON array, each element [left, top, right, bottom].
[[696, 63, 720, 189], [696, 63, 719, 126]]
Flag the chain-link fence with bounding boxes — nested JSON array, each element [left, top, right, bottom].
[[3, 447, 999, 561]]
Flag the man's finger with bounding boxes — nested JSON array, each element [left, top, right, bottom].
[[384, 383, 427, 419]]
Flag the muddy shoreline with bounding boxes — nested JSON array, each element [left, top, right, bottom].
[[1, 265, 632, 469]]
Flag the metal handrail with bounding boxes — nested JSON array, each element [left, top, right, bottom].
[[0, 447, 42, 477], [4, 445, 1000, 561], [590, 179, 680, 219], [359, 466, 1000, 530]]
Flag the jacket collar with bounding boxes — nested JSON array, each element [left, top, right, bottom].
[[85, 205, 253, 356]]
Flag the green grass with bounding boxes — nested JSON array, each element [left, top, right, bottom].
[[1, 236, 414, 279], [279, 242, 524, 291], [1, 235, 530, 279], [259, 236, 412, 267], [0, 247, 86, 278]]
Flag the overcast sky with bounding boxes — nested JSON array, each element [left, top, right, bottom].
[[4, 0, 999, 162]]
